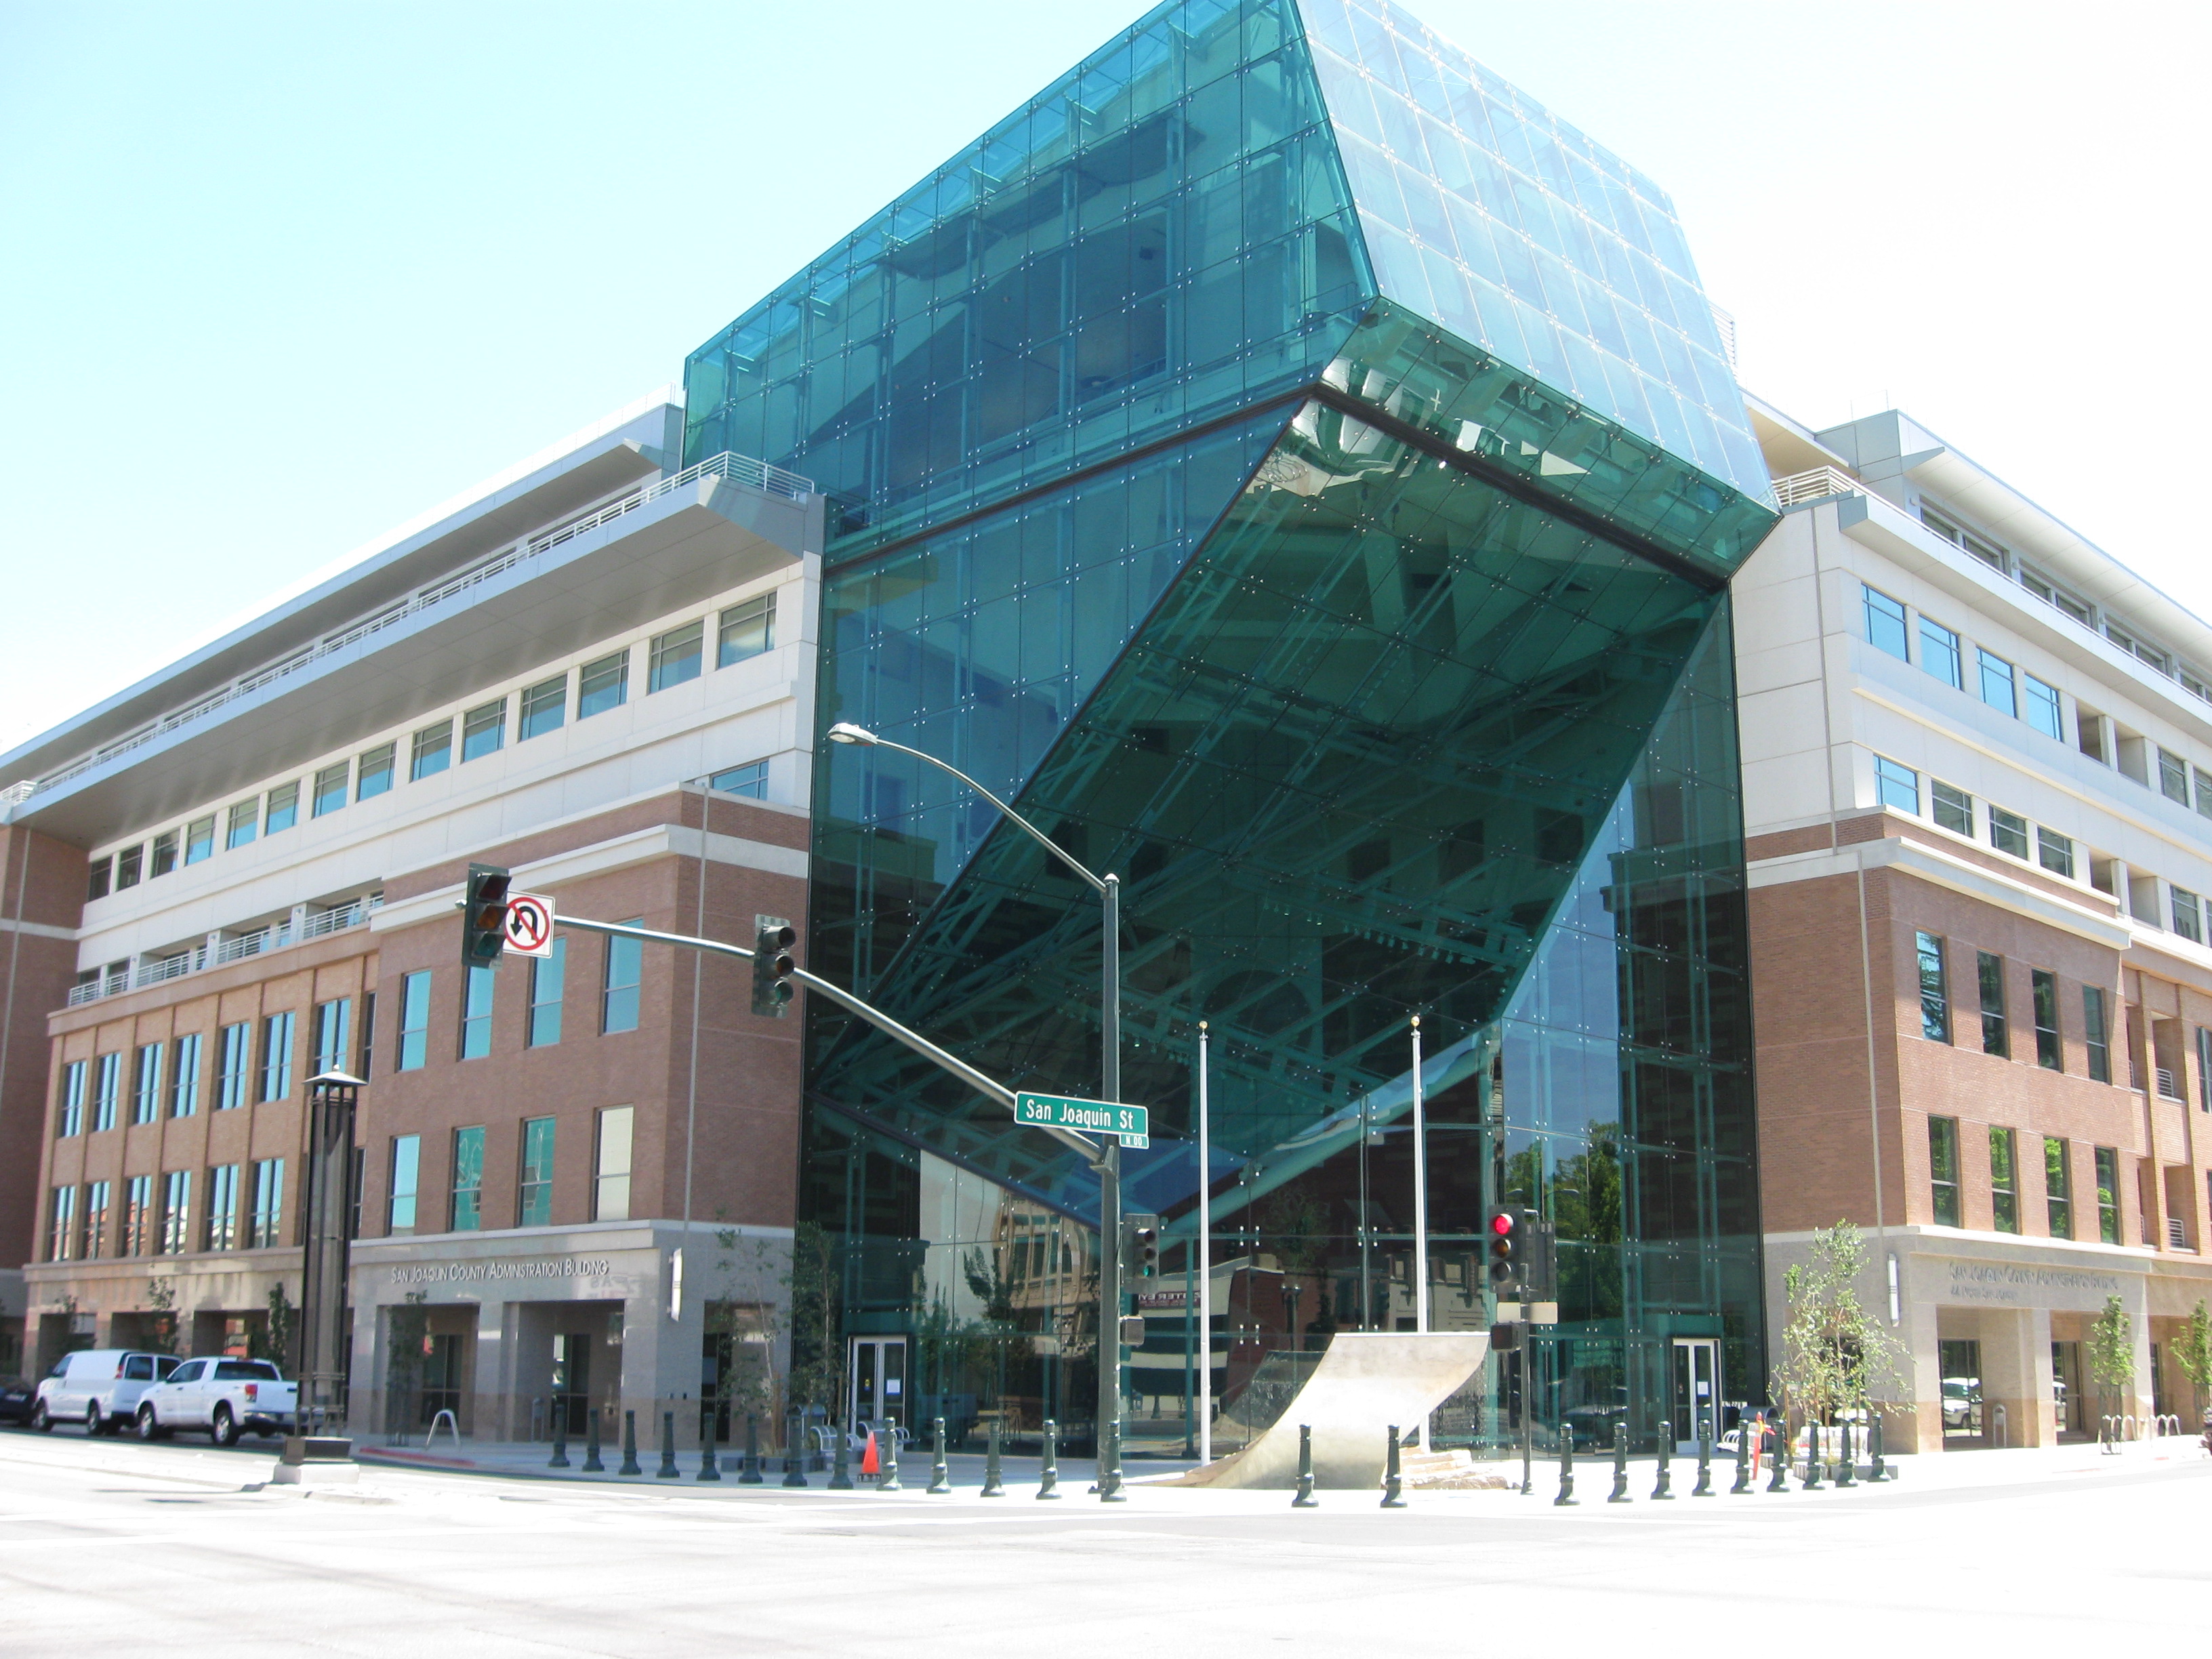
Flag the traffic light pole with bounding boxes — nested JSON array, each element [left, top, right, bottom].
[[1097, 874, 1124, 1499]]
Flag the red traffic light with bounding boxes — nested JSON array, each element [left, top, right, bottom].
[[1489, 1212, 1515, 1236]]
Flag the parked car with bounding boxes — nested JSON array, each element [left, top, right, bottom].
[[134, 1357, 297, 1446], [0, 1377, 35, 1425], [32, 1350, 182, 1435]]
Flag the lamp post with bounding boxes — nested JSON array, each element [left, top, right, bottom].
[[826, 721, 1128, 1495], [299, 1069, 363, 1443]]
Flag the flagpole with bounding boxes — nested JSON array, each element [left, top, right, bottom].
[[1412, 1015, 1430, 1451], [1197, 1021, 1212, 1467]]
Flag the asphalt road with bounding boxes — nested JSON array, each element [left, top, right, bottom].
[[1, 1425, 2200, 1657]]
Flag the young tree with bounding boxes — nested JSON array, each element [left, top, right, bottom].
[[2085, 1294, 2136, 1427], [2171, 1299, 2212, 1423], [144, 1277, 180, 1357], [1774, 1221, 1904, 1427]]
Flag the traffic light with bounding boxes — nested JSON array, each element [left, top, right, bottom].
[[463, 864, 512, 968], [1522, 1208, 1556, 1297], [1488, 1319, 1522, 1352], [1486, 1208, 1518, 1286], [751, 915, 796, 1017], [1122, 1213, 1160, 1278]]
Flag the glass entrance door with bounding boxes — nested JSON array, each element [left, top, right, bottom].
[[551, 1332, 592, 1435], [1671, 1338, 1721, 1450], [848, 1336, 908, 1433], [1938, 1338, 1982, 1442]]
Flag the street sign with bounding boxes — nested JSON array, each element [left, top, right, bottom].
[[1013, 1092, 1149, 1147], [502, 892, 555, 958]]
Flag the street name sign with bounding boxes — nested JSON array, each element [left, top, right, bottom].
[[1013, 1092, 1149, 1148], [503, 893, 556, 958]]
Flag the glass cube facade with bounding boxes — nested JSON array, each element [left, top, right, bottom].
[[684, 0, 1775, 1454]]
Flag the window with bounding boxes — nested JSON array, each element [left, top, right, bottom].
[[87, 856, 112, 901], [2036, 827, 2074, 880], [1931, 780, 1973, 836], [1976, 648, 2017, 716], [169, 1032, 201, 1116], [396, 971, 430, 1071], [150, 830, 178, 878], [226, 799, 259, 851], [2045, 1136, 2073, 1239], [1977, 953, 2007, 1057], [47, 1187, 75, 1261], [594, 1106, 633, 1222], [388, 1135, 419, 1235], [462, 699, 506, 762], [304, 999, 346, 1078], [1862, 585, 1909, 660], [529, 939, 565, 1047], [1920, 617, 1963, 689], [314, 762, 350, 817], [2095, 1147, 2121, 1244], [451, 1126, 485, 1231], [357, 742, 396, 800], [83, 1180, 110, 1258], [360, 993, 375, 1081], [205, 1164, 240, 1251], [132, 1043, 163, 1126], [247, 1159, 283, 1248], [1875, 755, 1919, 813], [410, 721, 453, 781], [265, 781, 299, 835], [520, 674, 567, 740], [56, 1059, 85, 1136], [710, 760, 769, 799], [1990, 1128, 2020, 1233], [459, 964, 495, 1059], [2174, 886, 2205, 945], [260, 1010, 294, 1101], [579, 650, 629, 718], [184, 815, 216, 864], [1988, 806, 2029, 859], [1929, 1116, 1961, 1226], [159, 1170, 191, 1256], [518, 1116, 555, 1227], [116, 844, 142, 890], [2160, 748, 2191, 805], [602, 924, 643, 1034], [2196, 766, 2212, 823], [649, 621, 703, 692], [2108, 623, 2169, 673], [2085, 988, 2112, 1084], [92, 1052, 121, 1132], [123, 1174, 152, 1256], [1916, 932, 1949, 1042], [2032, 969, 2062, 1070], [718, 594, 776, 666]]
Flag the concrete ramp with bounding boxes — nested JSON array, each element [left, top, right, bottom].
[[1164, 1332, 1490, 1490]]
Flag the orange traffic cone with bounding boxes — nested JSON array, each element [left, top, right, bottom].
[[861, 1429, 880, 1479]]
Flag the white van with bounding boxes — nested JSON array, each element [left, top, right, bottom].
[[32, 1350, 182, 1435]]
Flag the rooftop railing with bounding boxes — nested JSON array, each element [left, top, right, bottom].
[[1770, 466, 1863, 508], [62, 895, 381, 1010]]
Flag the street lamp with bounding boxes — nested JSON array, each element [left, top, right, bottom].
[[299, 1069, 364, 1443], [825, 720, 1130, 1496]]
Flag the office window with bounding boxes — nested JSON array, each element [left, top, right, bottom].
[[1875, 755, 1919, 813], [92, 1052, 121, 1132], [87, 857, 112, 901], [47, 1187, 75, 1261], [2085, 989, 2112, 1084], [116, 844, 142, 890], [2045, 1136, 2073, 1240], [1976, 648, 2018, 716], [1929, 1117, 1961, 1227], [388, 1135, 420, 1235], [247, 1159, 284, 1248], [1917, 931, 1950, 1043], [1990, 1128, 2020, 1233], [2022, 674, 2061, 740], [314, 762, 350, 817], [396, 971, 431, 1071], [184, 815, 216, 865], [2095, 1147, 2121, 1244], [518, 1116, 556, 1227], [1977, 953, 2007, 1057], [462, 699, 506, 762], [205, 1164, 240, 1251], [132, 1042, 163, 1126], [1988, 806, 2030, 859], [159, 1170, 191, 1256], [2032, 969, 2062, 1070], [150, 830, 178, 878], [226, 799, 259, 851], [2195, 766, 2212, 823], [649, 621, 704, 692], [520, 674, 567, 740], [2159, 747, 2191, 806], [2034, 827, 2074, 880], [460, 965, 495, 1060], [579, 650, 629, 718], [123, 1174, 153, 1256], [1931, 780, 1973, 836], [451, 1126, 485, 1231], [2175, 887, 2205, 945], [357, 742, 396, 800], [265, 781, 299, 835], [1862, 585, 1909, 660], [359, 993, 375, 1080], [312, 999, 351, 1076], [602, 924, 644, 1034], [57, 1059, 85, 1137], [710, 760, 769, 799], [410, 721, 453, 781], [83, 1180, 110, 1258], [1920, 617, 1963, 689], [169, 1032, 201, 1116], [260, 1010, 294, 1101], [718, 594, 776, 667], [529, 939, 565, 1047], [595, 1106, 633, 1222]]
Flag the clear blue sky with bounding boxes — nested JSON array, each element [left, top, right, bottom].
[[3, 1, 2203, 754]]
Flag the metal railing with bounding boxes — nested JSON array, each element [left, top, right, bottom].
[[1770, 466, 1863, 508], [2168, 1216, 2192, 1252], [62, 897, 379, 1009]]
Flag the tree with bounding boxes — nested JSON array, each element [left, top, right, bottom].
[[2085, 1294, 2136, 1427], [251, 1282, 297, 1369], [2171, 1300, 2212, 1424], [783, 1221, 843, 1418], [1775, 1221, 1904, 1427], [143, 1277, 180, 1357]]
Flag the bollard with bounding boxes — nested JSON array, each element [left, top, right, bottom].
[[981, 1421, 1004, 1498], [1692, 1420, 1713, 1496], [783, 1412, 811, 1488], [1652, 1427, 1675, 1500], [879, 1420, 903, 1492], [1608, 1422, 1631, 1502], [928, 1416, 951, 1495], [1836, 1421, 1856, 1488], [1803, 1422, 1824, 1490], [1036, 1419, 1060, 1500], [1099, 1419, 1126, 1504], [830, 1423, 854, 1491], [698, 1429, 721, 1482], [1292, 1423, 1318, 1508], [1866, 1414, 1888, 1482], [1381, 1425, 1407, 1508], [657, 1411, 681, 1479], [1553, 1425, 1578, 1506], [549, 1412, 570, 1470], [583, 1410, 605, 1474], [1521, 1414, 1536, 1496], [739, 1414, 763, 1484], [1766, 1415, 1789, 1493], [619, 1410, 642, 1476], [1730, 1418, 1753, 1495]]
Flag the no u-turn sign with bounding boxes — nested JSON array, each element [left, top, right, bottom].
[[504, 892, 555, 958]]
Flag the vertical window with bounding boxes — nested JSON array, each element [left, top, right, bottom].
[[313, 998, 352, 1076], [518, 1116, 555, 1227], [528, 939, 565, 1047], [133, 1042, 163, 1125], [264, 781, 300, 835], [2173, 886, 2205, 944], [314, 762, 350, 817], [2195, 765, 2212, 823], [649, 621, 703, 692], [2085, 989, 2112, 1084], [226, 799, 260, 851], [57, 1060, 85, 1136], [87, 857, 112, 901], [169, 1032, 201, 1116], [1977, 953, 2007, 1057], [718, 594, 776, 666], [388, 1135, 419, 1235], [1861, 585, 1909, 660], [459, 965, 495, 1059], [594, 1106, 633, 1222], [83, 1180, 110, 1258], [248, 1160, 284, 1248], [2095, 1147, 2121, 1244], [451, 1126, 485, 1231], [159, 1170, 191, 1256], [359, 992, 376, 1081], [2032, 970, 2062, 1070], [1917, 932, 1950, 1043], [260, 1010, 295, 1101], [1990, 1128, 2020, 1233], [205, 1164, 240, 1251], [2035, 827, 2075, 880], [578, 649, 630, 717], [1930, 780, 1973, 836], [93, 1052, 121, 1132], [47, 1187, 75, 1261], [2023, 675, 2062, 740], [2200, 1027, 2212, 1111], [123, 1174, 152, 1256], [410, 721, 453, 781], [115, 844, 142, 890], [2159, 747, 2191, 806], [184, 815, 216, 864], [150, 830, 178, 878], [357, 742, 396, 800], [710, 760, 769, 799], [1929, 1116, 1961, 1227], [1920, 617, 1963, 689], [1975, 648, 2018, 716], [1875, 755, 1920, 813], [520, 674, 567, 740], [2045, 1136, 2073, 1239], [1987, 806, 2029, 859], [396, 971, 431, 1071], [602, 925, 644, 1034], [462, 698, 506, 762]]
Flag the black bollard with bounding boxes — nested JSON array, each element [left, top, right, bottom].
[[879, 1420, 902, 1492], [783, 1412, 810, 1488], [657, 1411, 680, 1479], [1608, 1422, 1631, 1502], [981, 1421, 1004, 1498], [1690, 1418, 1714, 1496], [1036, 1419, 1059, 1500], [698, 1422, 721, 1482], [928, 1416, 951, 1495], [1730, 1417, 1753, 1494], [1765, 1414, 1789, 1493], [1099, 1418, 1125, 1504], [1867, 1414, 1888, 1482], [1381, 1425, 1407, 1508], [1292, 1423, 1318, 1508], [1554, 1425, 1578, 1506], [1837, 1420, 1857, 1488], [549, 1411, 570, 1470], [1803, 1422, 1824, 1490], [739, 1414, 762, 1485], [619, 1410, 642, 1477], [829, 1422, 854, 1491], [1652, 1425, 1675, 1499], [582, 1409, 604, 1474]]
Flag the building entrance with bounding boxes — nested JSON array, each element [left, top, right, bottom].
[[1938, 1338, 1983, 1442], [1671, 1338, 1721, 1450], [849, 1336, 907, 1433], [551, 1332, 592, 1436]]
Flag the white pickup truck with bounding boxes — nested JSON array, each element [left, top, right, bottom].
[[134, 1357, 298, 1446]]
